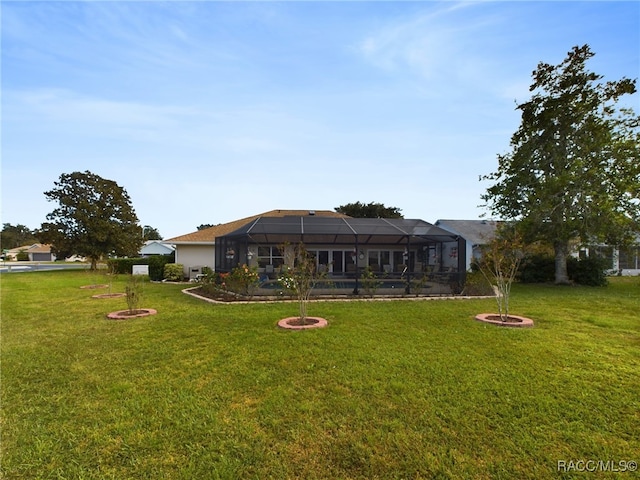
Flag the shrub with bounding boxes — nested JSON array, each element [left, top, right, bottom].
[[107, 258, 148, 275], [16, 250, 29, 261], [163, 264, 184, 282], [462, 270, 494, 296], [147, 254, 174, 281], [519, 254, 556, 283], [226, 264, 260, 297], [568, 256, 609, 286]]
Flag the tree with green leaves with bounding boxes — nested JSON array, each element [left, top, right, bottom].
[[40, 171, 143, 269], [142, 226, 163, 241], [482, 45, 639, 284], [1, 224, 39, 250], [335, 201, 403, 218]]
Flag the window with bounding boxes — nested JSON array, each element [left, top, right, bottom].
[[257, 246, 283, 269]]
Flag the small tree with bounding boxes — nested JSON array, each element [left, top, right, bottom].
[[476, 225, 527, 322], [278, 243, 324, 324], [125, 275, 145, 314]]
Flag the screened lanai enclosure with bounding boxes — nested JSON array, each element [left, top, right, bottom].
[[215, 216, 467, 296]]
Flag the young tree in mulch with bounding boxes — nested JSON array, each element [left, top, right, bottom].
[[278, 242, 326, 325], [476, 225, 528, 322]]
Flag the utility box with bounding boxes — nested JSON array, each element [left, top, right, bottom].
[[132, 265, 149, 276], [189, 266, 203, 281]]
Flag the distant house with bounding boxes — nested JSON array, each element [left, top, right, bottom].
[[435, 219, 499, 271], [5, 244, 56, 262], [140, 240, 175, 257]]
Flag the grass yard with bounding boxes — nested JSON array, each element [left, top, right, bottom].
[[1, 271, 639, 479]]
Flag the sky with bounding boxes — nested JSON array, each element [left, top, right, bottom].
[[2, 1, 638, 240]]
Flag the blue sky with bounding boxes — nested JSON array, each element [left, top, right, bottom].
[[2, 1, 638, 240]]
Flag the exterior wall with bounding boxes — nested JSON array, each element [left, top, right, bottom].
[[174, 244, 215, 278]]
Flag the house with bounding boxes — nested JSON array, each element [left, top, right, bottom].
[[167, 210, 467, 293], [434, 219, 499, 271], [139, 240, 175, 257], [5, 244, 56, 262], [166, 210, 348, 279]]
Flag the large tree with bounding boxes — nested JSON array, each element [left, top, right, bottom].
[[41, 171, 143, 269], [335, 201, 403, 218], [1, 223, 39, 250], [482, 45, 639, 284]]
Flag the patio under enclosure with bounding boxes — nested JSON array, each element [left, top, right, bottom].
[[215, 216, 467, 296]]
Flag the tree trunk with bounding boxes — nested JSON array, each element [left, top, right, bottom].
[[554, 241, 570, 285]]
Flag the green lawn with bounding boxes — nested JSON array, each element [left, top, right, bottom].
[[1, 271, 639, 479]]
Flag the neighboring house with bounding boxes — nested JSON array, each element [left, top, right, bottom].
[[434, 219, 499, 271], [140, 240, 175, 257], [166, 210, 349, 279], [580, 235, 640, 276], [5, 244, 56, 262]]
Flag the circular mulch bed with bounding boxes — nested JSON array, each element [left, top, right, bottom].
[[80, 284, 109, 289], [92, 293, 127, 299], [106, 308, 157, 320], [277, 316, 328, 330], [475, 313, 534, 328]]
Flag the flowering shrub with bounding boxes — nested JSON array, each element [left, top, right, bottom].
[[277, 243, 326, 323], [227, 264, 260, 296]]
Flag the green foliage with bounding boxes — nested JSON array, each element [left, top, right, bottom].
[[2, 271, 639, 479], [462, 270, 495, 296], [1, 223, 39, 250], [475, 225, 527, 320], [15, 250, 29, 261], [226, 264, 260, 296], [142, 226, 163, 241], [482, 45, 640, 284], [278, 242, 326, 322], [335, 201, 403, 218], [519, 255, 556, 283], [568, 256, 610, 286], [519, 254, 611, 286], [107, 258, 147, 275], [360, 266, 384, 297], [163, 263, 184, 282], [125, 274, 145, 313], [147, 254, 174, 281], [40, 171, 143, 269]]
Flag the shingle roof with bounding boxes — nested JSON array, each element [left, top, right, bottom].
[[166, 210, 349, 244], [434, 219, 499, 246]]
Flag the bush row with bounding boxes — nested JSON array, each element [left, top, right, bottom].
[[518, 254, 610, 286], [106, 254, 176, 281]]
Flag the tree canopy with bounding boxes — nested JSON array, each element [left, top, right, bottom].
[[1, 224, 40, 250], [40, 171, 143, 269], [482, 45, 639, 284], [142, 226, 163, 241], [335, 202, 403, 218]]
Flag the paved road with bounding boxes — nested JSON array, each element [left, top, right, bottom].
[[0, 262, 91, 273]]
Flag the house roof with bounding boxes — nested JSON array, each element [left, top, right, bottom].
[[222, 216, 460, 245], [7, 243, 52, 254], [166, 210, 349, 244], [434, 219, 499, 246]]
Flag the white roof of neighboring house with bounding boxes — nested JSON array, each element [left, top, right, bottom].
[[140, 240, 175, 255]]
